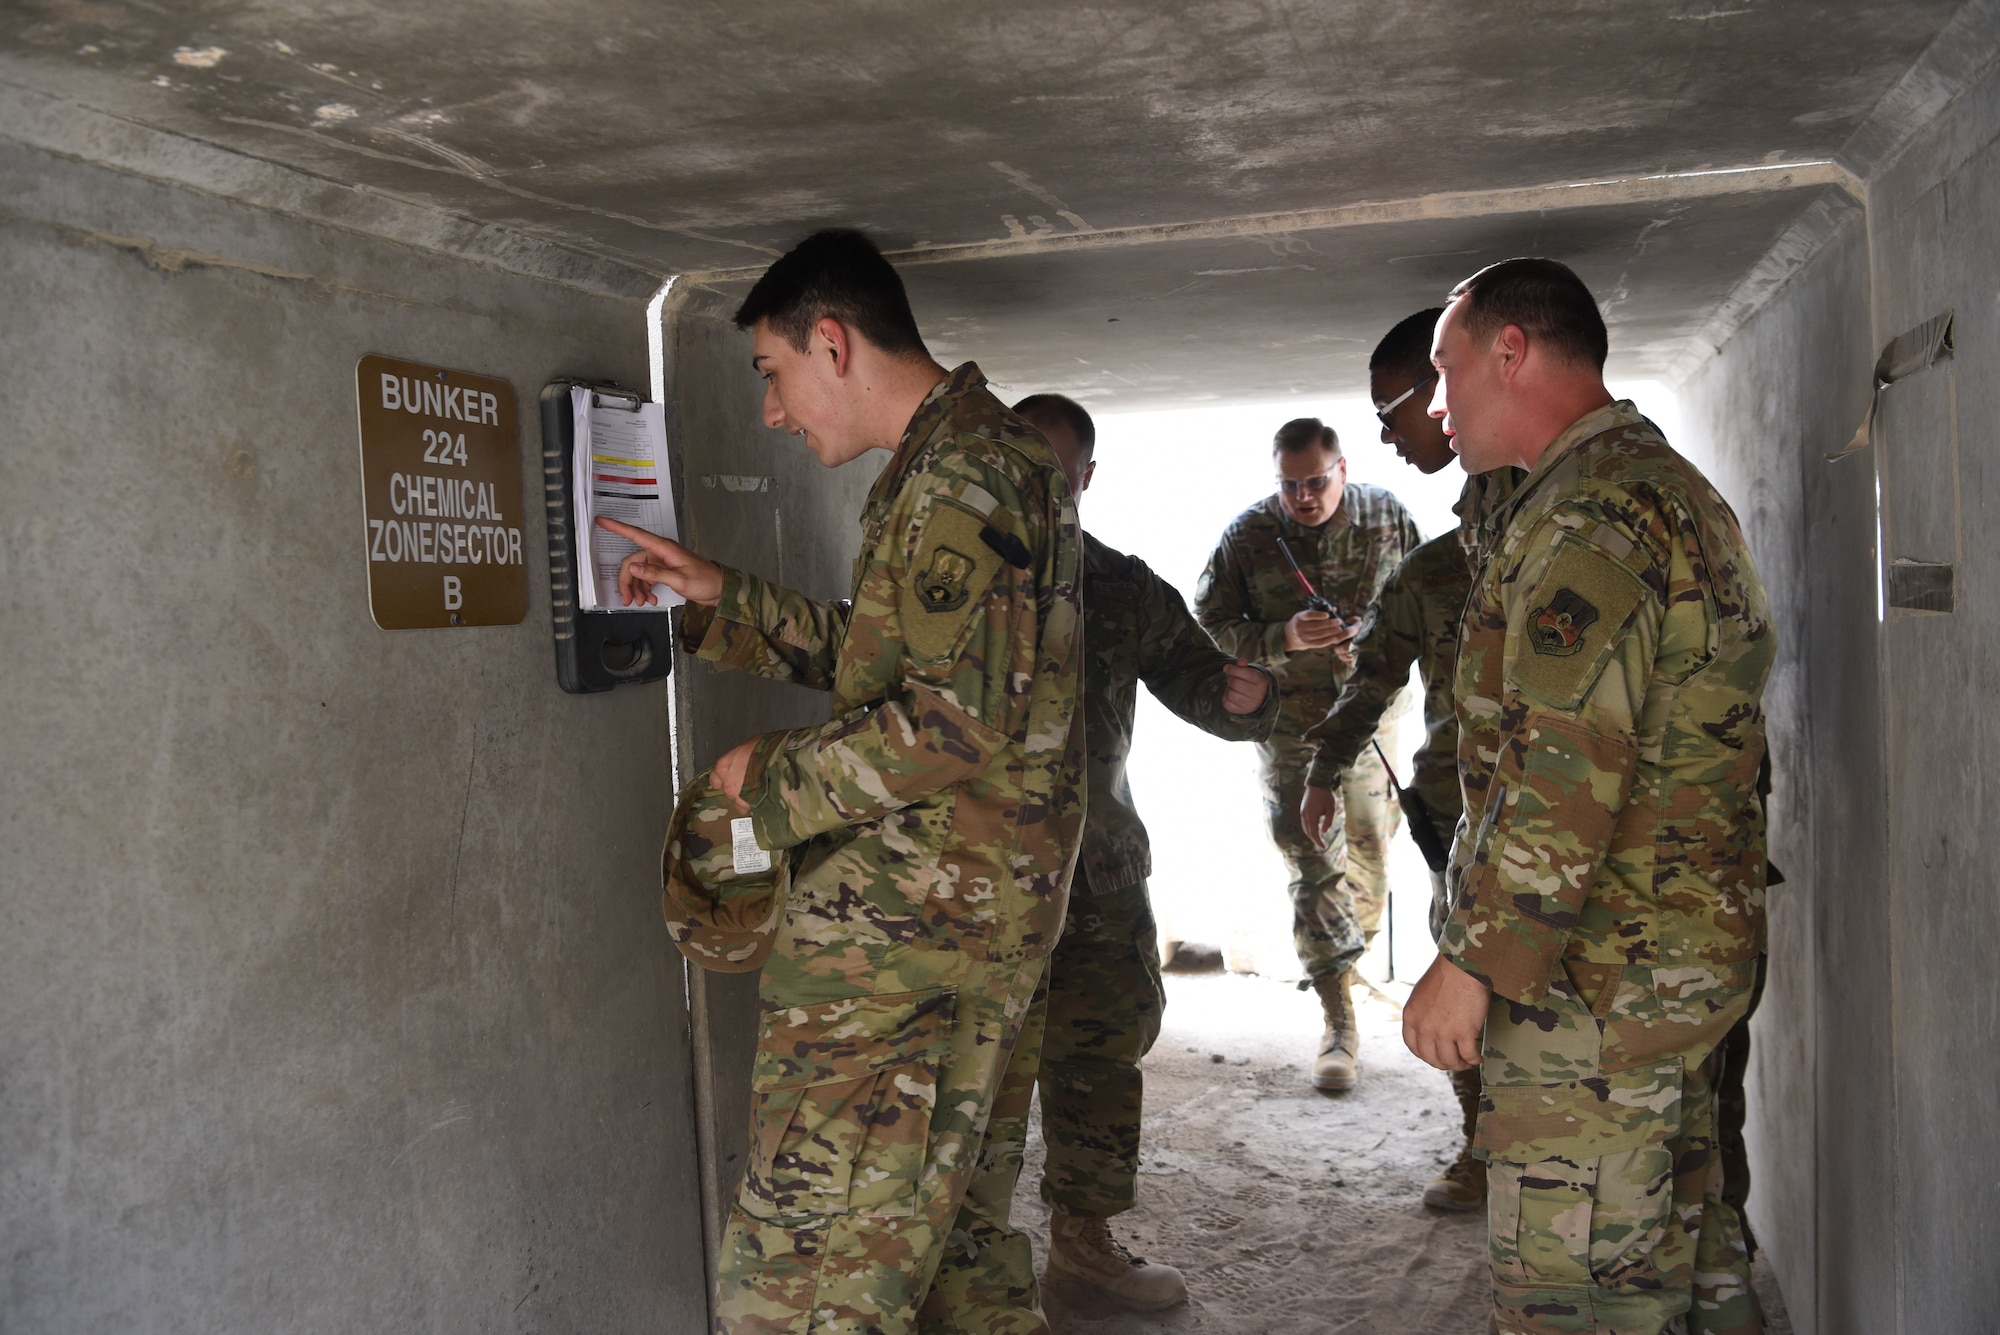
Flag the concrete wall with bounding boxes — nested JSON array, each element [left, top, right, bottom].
[[0, 144, 709, 1332], [1677, 52, 2000, 1332], [1864, 52, 2000, 1334], [1678, 206, 1879, 1335], [657, 288, 884, 1255]]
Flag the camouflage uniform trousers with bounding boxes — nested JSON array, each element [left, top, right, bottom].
[[1034, 873, 1166, 1218], [1256, 731, 1364, 982], [1339, 710, 1404, 938], [1481, 975, 1761, 1335], [715, 957, 1052, 1335]]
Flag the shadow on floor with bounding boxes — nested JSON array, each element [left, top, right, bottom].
[[1014, 971, 1793, 1334]]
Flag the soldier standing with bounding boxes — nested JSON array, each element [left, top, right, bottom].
[[602, 231, 1085, 1334], [1011, 394, 1276, 1311], [1403, 258, 1770, 1335], [1194, 420, 1420, 1091], [1297, 308, 1521, 1212]]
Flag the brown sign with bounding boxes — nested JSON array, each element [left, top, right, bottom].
[[354, 355, 527, 630]]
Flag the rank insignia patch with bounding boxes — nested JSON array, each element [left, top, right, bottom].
[[917, 545, 976, 613], [1530, 588, 1599, 656]]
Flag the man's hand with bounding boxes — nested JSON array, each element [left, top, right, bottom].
[[713, 737, 757, 814], [1221, 660, 1270, 715], [1284, 609, 1342, 652], [596, 517, 725, 607], [1403, 954, 1490, 1071], [1299, 784, 1340, 850], [1331, 618, 1360, 672]]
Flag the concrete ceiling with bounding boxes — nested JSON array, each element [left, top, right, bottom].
[[0, 1, 1966, 406]]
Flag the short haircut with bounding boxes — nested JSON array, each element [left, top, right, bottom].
[[732, 229, 929, 357], [1273, 417, 1340, 457], [1370, 307, 1447, 382], [1447, 258, 1608, 371], [1012, 393, 1097, 458]]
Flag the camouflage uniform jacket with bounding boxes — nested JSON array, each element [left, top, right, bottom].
[[1302, 469, 1523, 818], [1079, 531, 1278, 895], [1193, 483, 1421, 735], [1442, 400, 1774, 1054], [683, 362, 1085, 965]]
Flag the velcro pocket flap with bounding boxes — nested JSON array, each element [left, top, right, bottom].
[[753, 988, 955, 1092], [1476, 1057, 1683, 1162]]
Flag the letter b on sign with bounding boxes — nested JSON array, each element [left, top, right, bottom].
[[443, 575, 463, 610]]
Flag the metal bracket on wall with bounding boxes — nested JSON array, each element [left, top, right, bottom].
[[1828, 310, 1955, 461]]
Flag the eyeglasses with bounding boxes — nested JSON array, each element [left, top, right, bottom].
[[1278, 473, 1339, 496], [1375, 370, 1439, 429]]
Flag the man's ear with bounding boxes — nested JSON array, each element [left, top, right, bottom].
[[1081, 459, 1097, 495], [1496, 323, 1529, 380], [814, 316, 852, 376]]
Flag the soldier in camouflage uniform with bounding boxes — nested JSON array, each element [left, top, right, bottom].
[[1296, 308, 1521, 1212], [1012, 394, 1276, 1312], [1194, 419, 1421, 1091], [1403, 259, 1770, 1335], [604, 231, 1084, 1335]]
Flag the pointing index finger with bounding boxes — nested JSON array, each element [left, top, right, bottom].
[[596, 515, 679, 560]]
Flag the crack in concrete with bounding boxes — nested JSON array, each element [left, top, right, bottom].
[[214, 113, 780, 258], [6, 209, 497, 311]]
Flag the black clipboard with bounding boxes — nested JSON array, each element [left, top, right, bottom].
[[539, 379, 677, 694]]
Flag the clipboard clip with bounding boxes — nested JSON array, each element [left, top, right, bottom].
[[587, 381, 644, 412]]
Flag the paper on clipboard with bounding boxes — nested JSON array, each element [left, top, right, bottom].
[[571, 387, 683, 611]]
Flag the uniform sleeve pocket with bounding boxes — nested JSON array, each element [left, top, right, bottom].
[[741, 989, 955, 1223], [901, 496, 1007, 664], [1507, 533, 1649, 714]]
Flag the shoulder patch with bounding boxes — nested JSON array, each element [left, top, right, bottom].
[[1529, 588, 1599, 656], [903, 497, 1005, 660], [917, 545, 978, 612], [1508, 533, 1649, 712]]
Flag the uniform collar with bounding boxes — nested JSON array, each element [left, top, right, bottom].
[[1453, 466, 1524, 559], [1495, 399, 1645, 532], [869, 362, 986, 510], [903, 362, 984, 444], [1523, 400, 1642, 487]]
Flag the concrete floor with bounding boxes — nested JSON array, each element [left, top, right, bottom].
[[1016, 969, 1794, 1334]]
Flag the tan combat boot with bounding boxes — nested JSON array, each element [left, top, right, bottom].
[[1422, 1148, 1487, 1211], [1423, 1064, 1488, 1210], [1046, 1208, 1188, 1310], [1310, 970, 1359, 1091]]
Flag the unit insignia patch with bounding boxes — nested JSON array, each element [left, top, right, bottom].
[[1530, 589, 1600, 657], [917, 546, 977, 613]]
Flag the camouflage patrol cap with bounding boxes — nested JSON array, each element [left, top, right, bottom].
[[661, 768, 788, 973]]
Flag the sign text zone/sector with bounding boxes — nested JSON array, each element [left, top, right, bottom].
[[355, 354, 527, 630]]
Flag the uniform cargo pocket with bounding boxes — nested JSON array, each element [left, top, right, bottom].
[[1490, 1143, 1675, 1294], [740, 989, 955, 1223]]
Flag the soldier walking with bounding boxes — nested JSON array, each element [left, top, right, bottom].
[[1297, 308, 1521, 1212], [1194, 420, 1420, 1090], [1403, 258, 1770, 1335], [602, 231, 1085, 1334], [1011, 394, 1276, 1311]]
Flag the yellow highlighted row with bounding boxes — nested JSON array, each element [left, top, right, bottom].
[[590, 454, 652, 467]]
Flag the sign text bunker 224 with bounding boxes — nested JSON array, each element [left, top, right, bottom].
[[354, 354, 528, 630]]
